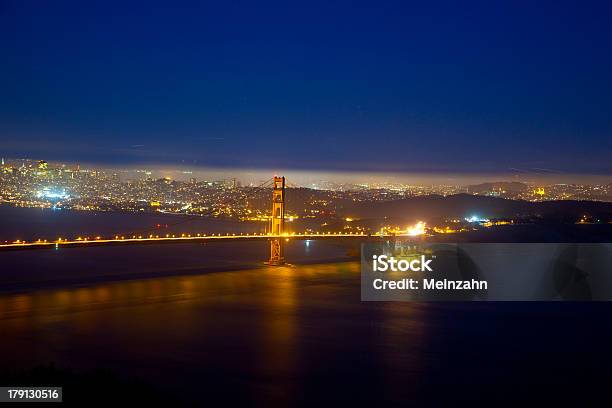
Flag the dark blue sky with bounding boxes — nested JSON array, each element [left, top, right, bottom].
[[1, 0, 611, 174]]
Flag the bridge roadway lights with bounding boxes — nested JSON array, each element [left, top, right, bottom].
[[0, 232, 397, 251]]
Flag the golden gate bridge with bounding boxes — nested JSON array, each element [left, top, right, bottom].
[[0, 176, 401, 264]]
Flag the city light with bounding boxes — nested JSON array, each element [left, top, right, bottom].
[[465, 215, 489, 223], [406, 221, 426, 236], [36, 188, 69, 200]]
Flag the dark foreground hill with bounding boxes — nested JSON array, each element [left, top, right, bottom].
[[342, 194, 612, 223]]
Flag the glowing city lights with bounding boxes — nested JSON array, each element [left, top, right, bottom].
[[464, 215, 490, 223], [36, 188, 70, 200], [406, 221, 426, 236]]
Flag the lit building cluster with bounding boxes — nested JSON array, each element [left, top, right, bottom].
[[467, 181, 611, 202], [0, 159, 475, 221]]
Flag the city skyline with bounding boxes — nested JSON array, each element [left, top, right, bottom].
[[2, 156, 611, 218]]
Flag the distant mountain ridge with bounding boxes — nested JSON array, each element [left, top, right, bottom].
[[342, 193, 612, 222]]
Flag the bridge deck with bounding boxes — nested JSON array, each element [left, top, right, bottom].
[[0, 233, 399, 251]]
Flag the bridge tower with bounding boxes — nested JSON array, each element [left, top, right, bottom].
[[268, 176, 285, 265]]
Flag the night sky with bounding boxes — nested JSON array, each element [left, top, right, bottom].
[[1, 0, 611, 174]]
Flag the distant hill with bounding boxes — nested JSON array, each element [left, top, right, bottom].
[[342, 194, 612, 223]]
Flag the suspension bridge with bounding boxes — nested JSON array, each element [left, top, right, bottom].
[[0, 176, 401, 264]]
